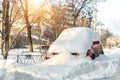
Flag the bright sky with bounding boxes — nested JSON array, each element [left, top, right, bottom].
[[97, 0, 120, 36], [29, 0, 42, 8], [97, 0, 120, 20]]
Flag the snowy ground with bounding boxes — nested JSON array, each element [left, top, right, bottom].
[[0, 47, 120, 80]]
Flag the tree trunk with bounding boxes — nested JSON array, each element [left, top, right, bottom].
[[26, 25, 33, 52], [2, 0, 10, 59], [73, 18, 76, 27], [24, 0, 33, 52]]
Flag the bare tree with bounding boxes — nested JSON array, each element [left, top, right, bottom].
[[2, 0, 10, 59], [65, 0, 93, 27], [1, 0, 53, 59], [18, 0, 53, 51], [101, 29, 111, 48], [1, 0, 23, 59], [19, 0, 33, 52], [49, 4, 66, 39], [31, 3, 66, 40]]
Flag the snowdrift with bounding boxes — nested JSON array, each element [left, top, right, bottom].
[[0, 43, 120, 80], [4, 54, 120, 80]]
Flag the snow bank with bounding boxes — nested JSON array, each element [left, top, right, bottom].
[[4, 53, 120, 80], [79, 55, 120, 80], [5, 57, 95, 80], [0, 69, 6, 80], [0, 59, 15, 80], [5, 54, 120, 80], [0, 48, 120, 80], [42, 52, 73, 65]]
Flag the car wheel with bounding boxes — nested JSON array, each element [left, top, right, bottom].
[[101, 51, 104, 54], [91, 54, 95, 60]]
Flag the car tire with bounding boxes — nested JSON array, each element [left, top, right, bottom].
[[101, 51, 104, 54], [91, 54, 95, 60]]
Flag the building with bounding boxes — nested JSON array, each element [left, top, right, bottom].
[[63, 3, 74, 27]]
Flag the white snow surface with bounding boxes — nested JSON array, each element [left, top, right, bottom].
[[0, 49, 120, 80], [1, 48, 120, 80]]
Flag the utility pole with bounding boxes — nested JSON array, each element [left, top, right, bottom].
[[58, 0, 60, 37], [59, 0, 60, 29], [94, 0, 97, 32]]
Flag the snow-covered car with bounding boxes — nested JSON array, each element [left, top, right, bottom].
[[86, 40, 104, 60], [45, 27, 104, 61]]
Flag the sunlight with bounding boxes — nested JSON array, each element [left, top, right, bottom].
[[31, 0, 41, 3], [29, 0, 41, 8]]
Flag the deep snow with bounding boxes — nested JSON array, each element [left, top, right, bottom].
[[1, 49, 120, 80]]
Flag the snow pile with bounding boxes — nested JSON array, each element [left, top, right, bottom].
[[46, 27, 99, 65], [79, 55, 120, 80], [43, 52, 73, 65], [0, 59, 15, 80], [0, 68, 6, 80], [4, 54, 120, 80], [0, 46, 120, 80], [5, 57, 95, 80]]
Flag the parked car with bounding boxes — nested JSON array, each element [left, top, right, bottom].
[[44, 27, 104, 60], [86, 41, 104, 60]]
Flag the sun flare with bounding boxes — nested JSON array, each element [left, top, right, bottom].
[[31, 0, 41, 3], [29, 0, 41, 8]]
